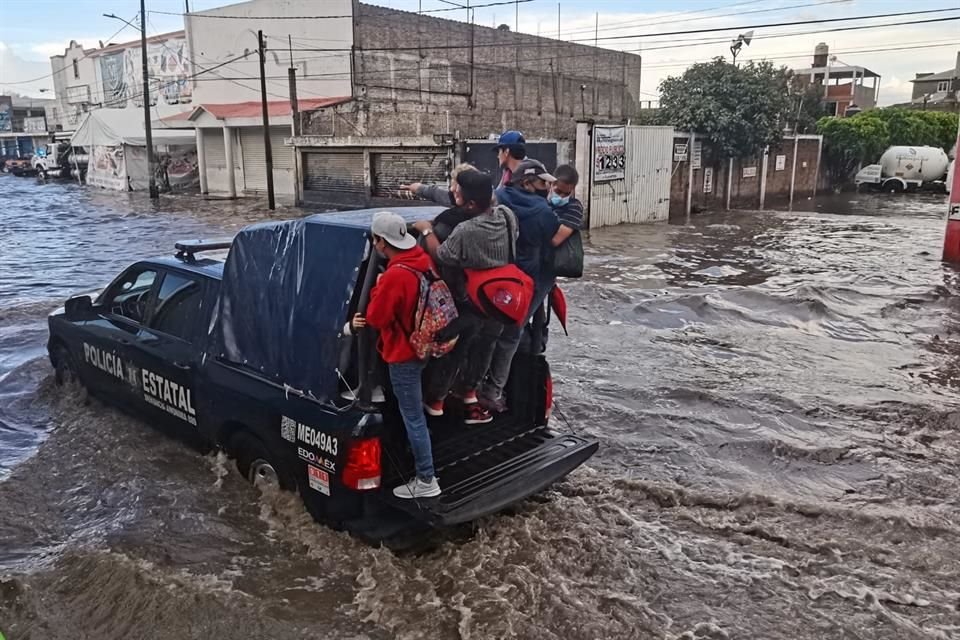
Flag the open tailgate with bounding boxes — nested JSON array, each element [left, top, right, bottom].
[[383, 424, 598, 526]]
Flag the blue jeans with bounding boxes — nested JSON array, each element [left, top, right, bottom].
[[388, 360, 435, 481]]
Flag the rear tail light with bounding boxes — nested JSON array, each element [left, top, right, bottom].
[[342, 437, 382, 490], [545, 373, 554, 423]]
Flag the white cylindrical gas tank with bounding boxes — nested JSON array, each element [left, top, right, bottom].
[[879, 146, 949, 182]]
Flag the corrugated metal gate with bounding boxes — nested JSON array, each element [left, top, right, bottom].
[[203, 128, 225, 169], [589, 125, 673, 228], [240, 128, 266, 192], [302, 151, 366, 201], [371, 150, 448, 198], [271, 129, 293, 171]]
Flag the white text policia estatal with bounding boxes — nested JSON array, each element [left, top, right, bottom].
[[83, 343, 196, 423]]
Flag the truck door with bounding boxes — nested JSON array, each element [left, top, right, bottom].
[[83, 264, 160, 404], [124, 269, 208, 435]]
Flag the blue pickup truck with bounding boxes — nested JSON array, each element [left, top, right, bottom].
[[46, 207, 598, 545]]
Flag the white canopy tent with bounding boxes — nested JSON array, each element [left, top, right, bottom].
[[72, 109, 197, 191]]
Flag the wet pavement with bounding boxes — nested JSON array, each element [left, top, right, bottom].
[[1, 175, 959, 639]]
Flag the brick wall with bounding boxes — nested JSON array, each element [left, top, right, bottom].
[[669, 135, 823, 214], [301, 1, 642, 140]]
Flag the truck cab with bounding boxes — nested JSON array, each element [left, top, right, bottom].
[[47, 208, 598, 546], [32, 141, 76, 178]]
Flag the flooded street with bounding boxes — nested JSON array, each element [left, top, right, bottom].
[[2, 175, 959, 639]]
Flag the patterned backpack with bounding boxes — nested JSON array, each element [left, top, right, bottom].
[[397, 265, 459, 360]]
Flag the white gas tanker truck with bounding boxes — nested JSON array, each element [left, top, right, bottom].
[[855, 145, 950, 192]]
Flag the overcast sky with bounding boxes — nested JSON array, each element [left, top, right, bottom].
[[1, 0, 958, 104]]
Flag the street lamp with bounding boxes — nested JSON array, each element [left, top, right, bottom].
[[730, 30, 753, 65], [104, 7, 159, 200]]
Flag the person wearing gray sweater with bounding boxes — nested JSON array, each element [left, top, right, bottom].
[[412, 170, 516, 424]]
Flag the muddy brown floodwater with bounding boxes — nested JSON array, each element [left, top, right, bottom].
[[1, 175, 959, 639]]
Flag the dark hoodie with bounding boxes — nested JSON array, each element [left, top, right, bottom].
[[494, 185, 560, 279]]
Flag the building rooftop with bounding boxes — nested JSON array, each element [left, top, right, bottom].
[[90, 31, 186, 57], [910, 68, 959, 83], [792, 64, 880, 79], [10, 96, 56, 108]]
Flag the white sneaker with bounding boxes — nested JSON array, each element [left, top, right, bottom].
[[340, 386, 386, 403], [392, 476, 441, 499]]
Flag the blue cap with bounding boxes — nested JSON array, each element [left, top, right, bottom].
[[494, 130, 526, 150]]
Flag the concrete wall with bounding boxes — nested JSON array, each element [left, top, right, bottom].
[[300, 2, 642, 140], [50, 34, 195, 130], [669, 135, 823, 215], [185, 0, 353, 105], [50, 41, 99, 130]]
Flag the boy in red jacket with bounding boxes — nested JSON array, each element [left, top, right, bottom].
[[350, 211, 441, 499]]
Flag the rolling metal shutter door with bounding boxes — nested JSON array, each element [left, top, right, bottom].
[[270, 128, 293, 170], [204, 129, 225, 169], [240, 128, 267, 191], [371, 151, 448, 198], [303, 151, 365, 195]]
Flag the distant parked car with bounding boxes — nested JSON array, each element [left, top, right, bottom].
[[2, 157, 37, 177]]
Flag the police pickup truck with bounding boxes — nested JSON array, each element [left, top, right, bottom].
[[47, 208, 598, 545]]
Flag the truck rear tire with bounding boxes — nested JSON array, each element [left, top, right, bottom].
[[229, 430, 296, 492]]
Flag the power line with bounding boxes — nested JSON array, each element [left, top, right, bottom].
[[585, 6, 960, 43], [287, 10, 960, 52], [130, 14, 960, 93], [640, 41, 960, 70], [2, 16, 137, 86], [148, 0, 534, 19], [201, 37, 957, 83], [554, 0, 849, 40], [627, 14, 960, 53]]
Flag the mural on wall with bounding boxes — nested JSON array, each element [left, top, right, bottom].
[[99, 52, 127, 108], [99, 37, 193, 108], [86, 145, 127, 191], [0, 96, 12, 132]]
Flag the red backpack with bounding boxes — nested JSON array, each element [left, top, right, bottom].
[[463, 208, 535, 327], [464, 264, 534, 326], [397, 265, 460, 360]]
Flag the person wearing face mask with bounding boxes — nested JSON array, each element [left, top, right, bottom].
[[549, 164, 584, 247], [413, 170, 517, 425], [493, 130, 527, 188], [482, 159, 560, 412]]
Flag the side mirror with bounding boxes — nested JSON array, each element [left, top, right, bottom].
[[64, 294, 94, 319]]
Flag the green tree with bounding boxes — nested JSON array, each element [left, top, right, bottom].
[[816, 114, 890, 182], [658, 57, 793, 157], [816, 108, 959, 182], [925, 111, 960, 152]]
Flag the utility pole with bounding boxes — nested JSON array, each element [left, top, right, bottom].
[[258, 30, 276, 210], [288, 35, 300, 136], [138, 0, 158, 200]]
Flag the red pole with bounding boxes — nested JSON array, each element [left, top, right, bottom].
[[942, 118, 960, 262]]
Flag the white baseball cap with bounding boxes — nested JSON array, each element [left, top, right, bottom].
[[371, 211, 416, 250]]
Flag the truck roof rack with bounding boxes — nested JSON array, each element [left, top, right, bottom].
[[174, 239, 233, 263]]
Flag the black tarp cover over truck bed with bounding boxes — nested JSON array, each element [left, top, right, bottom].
[[212, 208, 443, 403]]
